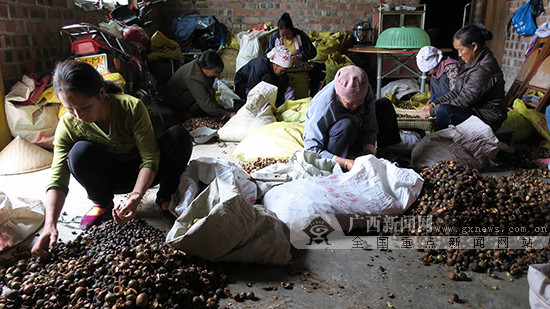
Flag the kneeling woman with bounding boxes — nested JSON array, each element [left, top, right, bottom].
[[32, 60, 193, 257]]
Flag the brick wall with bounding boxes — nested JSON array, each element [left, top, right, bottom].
[[0, 0, 105, 91], [502, 0, 550, 91], [166, 0, 420, 33]]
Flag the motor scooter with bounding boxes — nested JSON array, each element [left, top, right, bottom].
[[60, 0, 174, 137]]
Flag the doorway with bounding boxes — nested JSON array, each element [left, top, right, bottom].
[[420, 0, 473, 50]]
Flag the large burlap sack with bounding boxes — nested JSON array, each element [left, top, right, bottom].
[[171, 157, 257, 216], [5, 75, 59, 149], [166, 178, 291, 266], [218, 81, 277, 142]]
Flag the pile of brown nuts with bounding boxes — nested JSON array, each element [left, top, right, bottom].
[[495, 146, 550, 169], [240, 158, 289, 174], [396, 114, 421, 119], [404, 160, 550, 276], [0, 220, 228, 308], [286, 61, 314, 73], [183, 117, 226, 132], [394, 101, 415, 109]]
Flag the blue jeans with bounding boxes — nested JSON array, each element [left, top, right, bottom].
[[435, 104, 475, 130], [546, 106, 550, 132], [68, 126, 193, 206]]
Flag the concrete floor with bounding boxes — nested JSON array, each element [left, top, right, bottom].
[[0, 141, 532, 309]]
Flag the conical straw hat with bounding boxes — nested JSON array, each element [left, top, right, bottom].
[[0, 136, 53, 175]]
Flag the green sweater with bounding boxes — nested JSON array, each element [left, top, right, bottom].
[[47, 94, 159, 194]]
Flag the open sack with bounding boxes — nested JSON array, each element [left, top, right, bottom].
[[4, 75, 59, 149], [411, 116, 504, 170], [170, 157, 257, 216], [166, 178, 291, 266], [0, 191, 45, 252], [263, 155, 424, 231], [218, 81, 278, 142]]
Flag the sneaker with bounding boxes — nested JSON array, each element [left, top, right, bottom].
[[80, 203, 113, 228], [534, 158, 550, 169]]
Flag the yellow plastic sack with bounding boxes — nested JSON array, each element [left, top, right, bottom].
[[101, 71, 126, 93], [513, 99, 550, 146], [277, 97, 311, 123], [232, 122, 305, 162], [147, 31, 184, 60], [58, 104, 67, 119], [35, 86, 60, 104], [325, 52, 354, 83], [409, 91, 431, 109], [226, 32, 240, 49], [287, 72, 309, 99], [501, 109, 536, 143]]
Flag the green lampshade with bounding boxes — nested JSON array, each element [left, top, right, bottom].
[[375, 27, 431, 49]]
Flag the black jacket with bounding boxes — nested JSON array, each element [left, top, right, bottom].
[[433, 47, 506, 129], [265, 29, 317, 61], [234, 55, 290, 107]]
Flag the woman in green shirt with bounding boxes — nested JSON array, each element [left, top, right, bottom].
[[31, 60, 193, 257]]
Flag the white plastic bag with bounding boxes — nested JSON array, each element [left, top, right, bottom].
[[217, 79, 240, 110], [528, 264, 550, 308], [218, 81, 277, 142], [235, 29, 277, 72], [166, 178, 291, 266], [263, 155, 424, 231], [411, 116, 503, 169], [0, 191, 45, 252], [5, 75, 59, 149], [171, 157, 257, 216]]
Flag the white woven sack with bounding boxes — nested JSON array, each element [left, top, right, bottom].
[[218, 81, 277, 142], [263, 155, 424, 231]]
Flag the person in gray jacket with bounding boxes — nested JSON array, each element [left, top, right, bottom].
[[304, 66, 401, 171], [165, 50, 234, 120]]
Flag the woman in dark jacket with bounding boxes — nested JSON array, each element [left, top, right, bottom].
[[420, 24, 506, 131], [265, 13, 320, 98], [234, 45, 295, 107]]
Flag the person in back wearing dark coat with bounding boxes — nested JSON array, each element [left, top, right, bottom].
[[234, 45, 295, 107], [420, 24, 506, 132]]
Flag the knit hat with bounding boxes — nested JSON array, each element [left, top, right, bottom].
[[334, 66, 369, 103], [267, 45, 292, 68], [416, 46, 443, 73]]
